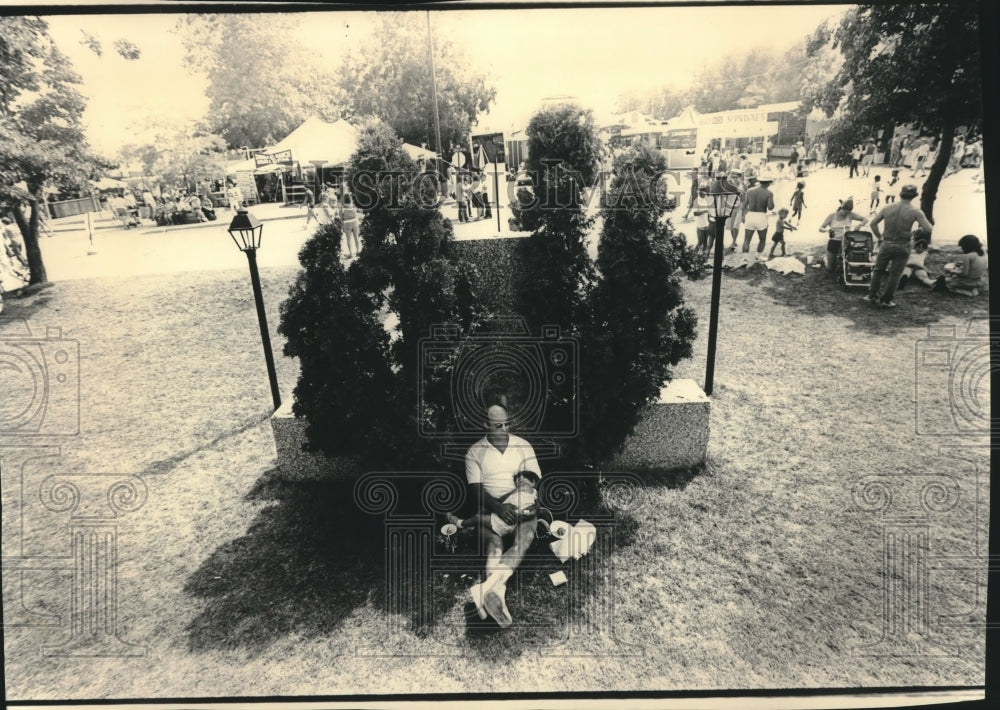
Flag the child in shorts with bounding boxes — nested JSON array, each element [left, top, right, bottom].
[[768, 208, 795, 258], [447, 470, 539, 537], [790, 181, 806, 223], [884, 170, 900, 204], [869, 175, 883, 212], [897, 234, 935, 290], [693, 188, 711, 255]]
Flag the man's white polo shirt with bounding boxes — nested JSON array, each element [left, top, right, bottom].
[[465, 434, 541, 499]]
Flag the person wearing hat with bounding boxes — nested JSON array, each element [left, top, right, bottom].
[[864, 184, 933, 308], [742, 172, 775, 253]]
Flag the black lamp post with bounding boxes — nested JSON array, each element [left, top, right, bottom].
[[227, 209, 281, 411], [703, 170, 744, 396]]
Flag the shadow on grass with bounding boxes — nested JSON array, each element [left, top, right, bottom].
[[454, 488, 643, 661], [183, 468, 385, 653], [141, 411, 275, 478], [729, 249, 988, 336], [184, 466, 645, 657], [0, 285, 56, 322]]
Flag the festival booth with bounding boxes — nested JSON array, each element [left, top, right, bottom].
[[617, 111, 670, 150], [257, 117, 359, 204], [661, 106, 700, 170], [247, 118, 439, 205]]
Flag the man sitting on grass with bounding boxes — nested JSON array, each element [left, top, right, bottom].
[[448, 469, 540, 539], [460, 404, 542, 628]]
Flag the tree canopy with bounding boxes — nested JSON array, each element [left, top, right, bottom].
[[803, 1, 982, 219], [175, 14, 345, 149], [336, 13, 496, 156], [116, 122, 227, 192], [0, 16, 99, 285], [616, 40, 837, 119]]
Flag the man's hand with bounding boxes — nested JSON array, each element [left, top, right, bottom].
[[494, 502, 519, 525]]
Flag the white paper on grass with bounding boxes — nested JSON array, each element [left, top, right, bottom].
[[765, 256, 806, 275], [549, 519, 597, 562]]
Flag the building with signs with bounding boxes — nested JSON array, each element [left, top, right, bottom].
[[659, 102, 814, 169]]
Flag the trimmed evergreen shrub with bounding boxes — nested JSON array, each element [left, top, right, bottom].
[[578, 141, 701, 463], [280, 112, 702, 475], [279, 120, 480, 471]]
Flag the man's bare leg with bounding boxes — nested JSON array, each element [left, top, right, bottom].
[[469, 528, 505, 621], [482, 519, 536, 628]]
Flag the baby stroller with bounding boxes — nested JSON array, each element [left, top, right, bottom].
[[839, 230, 876, 288], [824, 229, 875, 288]]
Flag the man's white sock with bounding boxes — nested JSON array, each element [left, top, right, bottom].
[[486, 565, 514, 589]]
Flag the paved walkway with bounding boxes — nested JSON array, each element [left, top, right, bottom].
[[25, 164, 987, 284]]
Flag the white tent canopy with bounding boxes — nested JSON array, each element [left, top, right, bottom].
[[403, 143, 437, 161], [255, 116, 437, 170], [90, 177, 127, 191], [261, 117, 360, 167]]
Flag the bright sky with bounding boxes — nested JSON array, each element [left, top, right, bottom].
[[45, 4, 847, 156]]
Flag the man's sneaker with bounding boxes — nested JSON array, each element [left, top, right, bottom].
[[483, 583, 513, 628], [469, 582, 488, 620], [881, 301, 898, 308], [860, 295, 875, 303]]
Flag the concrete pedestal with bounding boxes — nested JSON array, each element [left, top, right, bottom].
[[271, 400, 355, 478], [610, 378, 710, 471], [270, 378, 709, 475]]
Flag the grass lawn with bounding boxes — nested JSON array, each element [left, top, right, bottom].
[[1, 246, 988, 699]]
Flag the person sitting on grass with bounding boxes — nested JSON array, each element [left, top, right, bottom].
[[897, 234, 936, 290], [933, 234, 988, 297], [459, 404, 542, 629], [447, 470, 540, 541]]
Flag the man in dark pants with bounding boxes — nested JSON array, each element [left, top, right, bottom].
[[865, 184, 934, 308], [741, 174, 775, 254]]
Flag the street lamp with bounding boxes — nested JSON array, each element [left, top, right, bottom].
[[227, 209, 281, 411], [703, 170, 744, 396]]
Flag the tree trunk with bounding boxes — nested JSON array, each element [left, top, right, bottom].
[[919, 115, 955, 224], [879, 121, 895, 160], [12, 196, 48, 286]]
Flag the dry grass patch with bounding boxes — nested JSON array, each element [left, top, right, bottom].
[[1, 257, 987, 698]]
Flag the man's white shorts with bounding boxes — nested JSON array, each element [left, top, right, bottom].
[[744, 211, 769, 231]]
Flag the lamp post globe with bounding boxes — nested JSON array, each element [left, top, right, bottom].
[[703, 173, 743, 396]]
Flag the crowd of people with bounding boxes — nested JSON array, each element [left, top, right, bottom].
[[298, 182, 363, 259], [681, 132, 987, 308], [452, 166, 493, 223]]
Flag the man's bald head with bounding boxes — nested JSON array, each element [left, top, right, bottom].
[[487, 405, 508, 429]]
